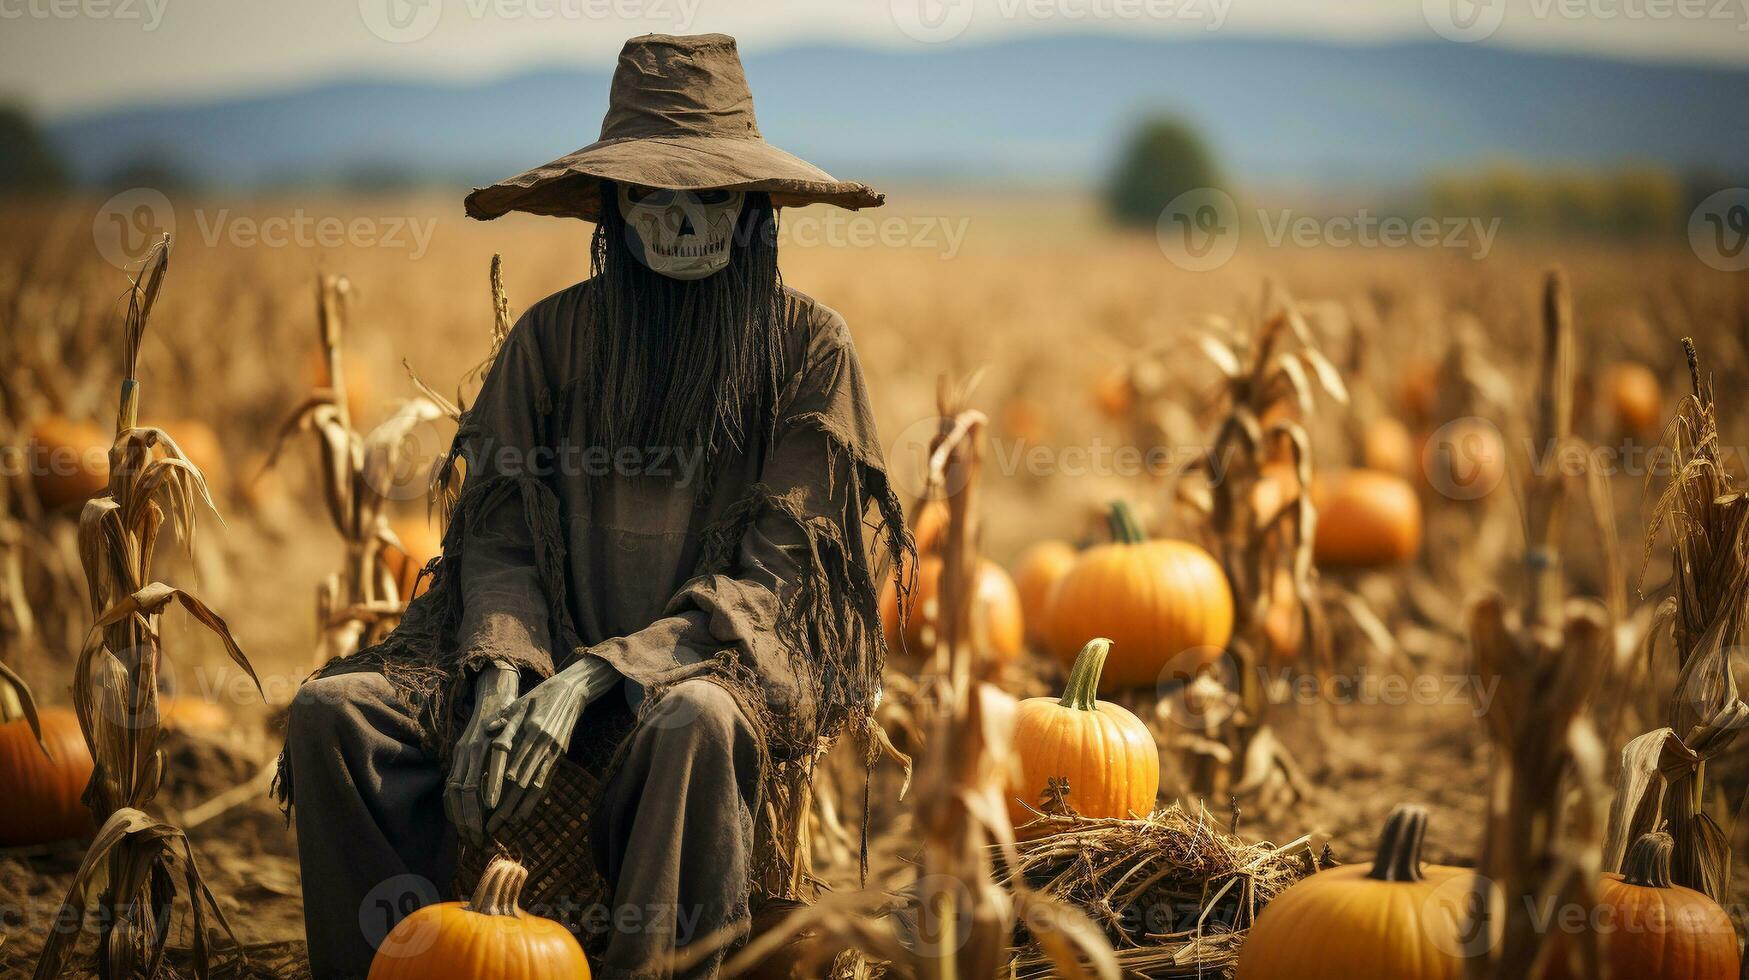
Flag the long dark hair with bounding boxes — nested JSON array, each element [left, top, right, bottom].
[[582, 181, 787, 475]]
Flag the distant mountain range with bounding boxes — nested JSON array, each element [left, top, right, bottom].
[[44, 34, 1749, 192]]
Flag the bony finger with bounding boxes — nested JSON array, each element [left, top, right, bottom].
[[483, 743, 511, 810], [487, 783, 524, 837]]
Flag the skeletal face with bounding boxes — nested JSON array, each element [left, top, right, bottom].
[[617, 184, 745, 280]]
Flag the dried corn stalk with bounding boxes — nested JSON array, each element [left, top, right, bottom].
[[722, 377, 1117, 980], [260, 273, 446, 666], [35, 236, 264, 980], [1603, 337, 1749, 902], [1170, 282, 1345, 806], [1465, 270, 1618, 980]]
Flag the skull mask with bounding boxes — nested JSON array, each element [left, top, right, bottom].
[[618, 184, 746, 280]]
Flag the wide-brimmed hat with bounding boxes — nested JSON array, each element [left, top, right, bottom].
[[464, 33, 885, 222]]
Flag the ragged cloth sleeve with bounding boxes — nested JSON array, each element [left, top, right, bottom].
[[448, 319, 562, 685], [586, 308, 907, 762]]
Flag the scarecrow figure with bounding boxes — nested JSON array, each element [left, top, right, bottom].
[[279, 34, 906, 980]]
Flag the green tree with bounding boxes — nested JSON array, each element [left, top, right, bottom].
[[0, 105, 69, 192], [1105, 117, 1224, 228]]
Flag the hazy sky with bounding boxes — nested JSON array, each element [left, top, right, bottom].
[[5, 0, 1746, 115]]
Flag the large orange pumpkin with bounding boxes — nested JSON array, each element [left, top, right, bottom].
[[1313, 470, 1422, 567], [1600, 362, 1663, 437], [1236, 804, 1480, 980], [1419, 417, 1506, 500], [27, 416, 111, 511], [1007, 638, 1158, 833], [370, 855, 589, 979], [0, 706, 96, 846], [1044, 502, 1232, 689], [1013, 540, 1077, 645], [880, 555, 1024, 662], [1543, 832, 1738, 980]]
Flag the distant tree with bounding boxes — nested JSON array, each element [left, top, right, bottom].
[[0, 105, 70, 192], [1105, 117, 1224, 228]]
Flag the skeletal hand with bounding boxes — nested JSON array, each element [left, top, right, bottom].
[[482, 654, 621, 837], [444, 663, 520, 846]]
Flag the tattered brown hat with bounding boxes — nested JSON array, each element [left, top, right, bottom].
[[464, 33, 885, 222]]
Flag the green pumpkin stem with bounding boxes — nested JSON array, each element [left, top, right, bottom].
[[1060, 638, 1114, 710], [467, 855, 530, 917], [1368, 804, 1430, 883], [1107, 501, 1147, 545], [1621, 832, 1674, 888]]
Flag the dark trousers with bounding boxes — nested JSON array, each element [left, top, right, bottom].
[[286, 671, 759, 980]]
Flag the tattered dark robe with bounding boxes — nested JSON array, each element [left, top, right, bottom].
[[278, 281, 907, 977]]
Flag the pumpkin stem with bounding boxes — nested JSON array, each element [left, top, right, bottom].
[[1621, 832, 1674, 888], [466, 855, 530, 917], [1367, 804, 1430, 883], [1106, 501, 1147, 545], [1060, 638, 1113, 710]]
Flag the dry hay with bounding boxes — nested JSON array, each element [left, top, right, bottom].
[[997, 805, 1319, 978]]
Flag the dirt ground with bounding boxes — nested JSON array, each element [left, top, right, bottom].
[[2, 193, 1743, 975]]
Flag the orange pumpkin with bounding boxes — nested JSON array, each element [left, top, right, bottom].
[[880, 556, 1024, 662], [1418, 417, 1506, 500], [383, 517, 445, 601], [1399, 359, 1440, 426], [1543, 832, 1739, 980], [1008, 638, 1158, 833], [1092, 369, 1133, 421], [1362, 415, 1415, 477], [1313, 470, 1422, 567], [0, 706, 96, 846], [1044, 502, 1233, 689], [159, 695, 231, 736], [1013, 540, 1077, 645], [1600, 362, 1663, 437], [370, 855, 589, 979], [1237, 805, 1480, 980], [27, 416, 111, 511]]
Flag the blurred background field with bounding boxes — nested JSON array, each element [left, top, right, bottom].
[[3, 3, 1749, 974]]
